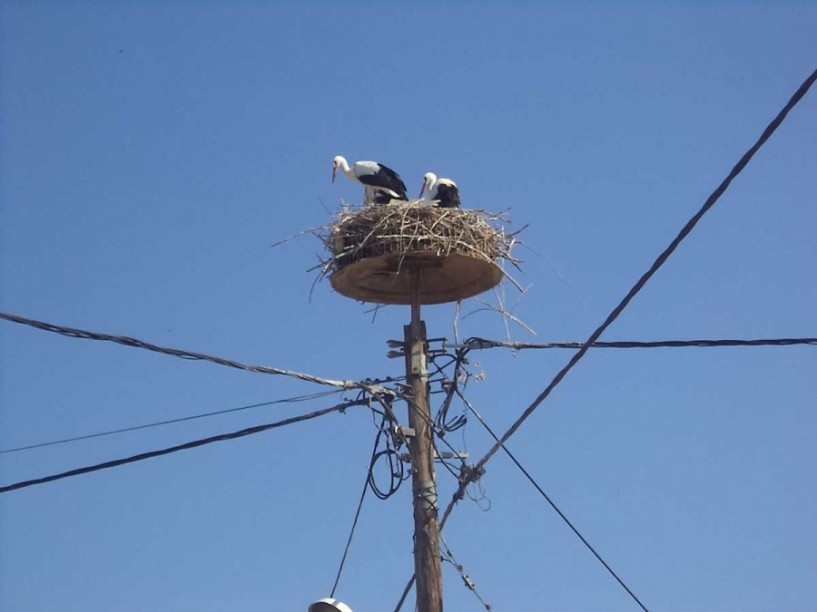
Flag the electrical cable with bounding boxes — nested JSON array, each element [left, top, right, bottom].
[[0, 399, 368, 494], [393, 576, 415, 612], [0, 389, 344, 454], [456, 389, 648, 612], [444, 64, 817, 526], [388, 378, 470, 469], [330, 423, 384, 598], [0, 312, 359, 389], [439, 533, 492, 611], [366, 396, 407, 500], [368, 447, 406, 500], [431, 438, 462, 482], [461, 337, 817, 351], [432, 348, 470, 434]]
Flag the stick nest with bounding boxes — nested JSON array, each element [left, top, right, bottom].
[[319, 202, 519, 277]]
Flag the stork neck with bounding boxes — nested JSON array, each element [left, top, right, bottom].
[[337, 157, 352, 176], [423, 173, 437, 197]]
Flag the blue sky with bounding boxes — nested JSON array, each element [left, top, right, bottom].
[[1, 2, 816, 611]]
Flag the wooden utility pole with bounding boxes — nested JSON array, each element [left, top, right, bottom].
[[403, 269, 443, 612]]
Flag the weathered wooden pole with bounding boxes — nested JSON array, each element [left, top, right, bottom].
[[403, 268, 443, 612]]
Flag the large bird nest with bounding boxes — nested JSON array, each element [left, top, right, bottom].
[[322, 202, 517, 273], [266, 201, 524, 306]]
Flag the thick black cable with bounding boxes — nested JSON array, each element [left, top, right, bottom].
[[445, 64, 817, 522], [0, 389, 344, 454], [463, 337, 817, 351], [330, 425, 383, 597], [0, 312, 358, 389], [0, 399, 367, 494], [368, 448, 406, 500], [365, 394, 407, 500], [456, 389, 648, 611]]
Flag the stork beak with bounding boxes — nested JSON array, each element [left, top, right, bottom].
[[418, 181, 426, 198], [332, 166, 337, 183]]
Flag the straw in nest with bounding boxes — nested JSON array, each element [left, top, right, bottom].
[[325, 202, 513, 272]]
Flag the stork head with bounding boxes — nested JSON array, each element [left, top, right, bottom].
[[419, 172, 437, 198], [332, 155, 347, 183]]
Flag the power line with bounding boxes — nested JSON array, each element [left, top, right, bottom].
[[397, 347, 650, 610], [393, 576, 415, 612], [439, 533, 492, 611], [0, 312, 358, 390], [330, 423, 384, 597], [459, 337, 817, 351], [456, 389, 648, 612], [0, 399, 368, 494], [0, 389, 344, 455], [395, 386, 650, 612], [444, 64, 817, 526]]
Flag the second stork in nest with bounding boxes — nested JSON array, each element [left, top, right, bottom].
[[420, 172, 461, 209]]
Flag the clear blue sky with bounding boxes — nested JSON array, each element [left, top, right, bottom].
[[2, 3, 816, 611]]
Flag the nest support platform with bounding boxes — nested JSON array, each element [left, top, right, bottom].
[[330, 253, 503, 305], [323, 204, 512, 306]]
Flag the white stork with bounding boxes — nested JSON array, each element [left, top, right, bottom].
[[332, 155, 408, 205], [419, 172, 461, 209]]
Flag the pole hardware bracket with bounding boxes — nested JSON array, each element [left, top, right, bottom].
[[396, 426, 416, 439]]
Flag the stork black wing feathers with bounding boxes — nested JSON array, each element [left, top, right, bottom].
[[435, 184, 461, 208], [357, 164, 408, 199]]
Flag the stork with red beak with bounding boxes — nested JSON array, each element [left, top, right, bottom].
[[332, 155, 408, 205]]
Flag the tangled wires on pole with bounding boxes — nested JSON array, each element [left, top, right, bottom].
[[365, 391, 409, 500], [429, 343, 473, 435], [358, 341, 484, 502]]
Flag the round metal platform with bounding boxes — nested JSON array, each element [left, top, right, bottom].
[[330, 253, 503, 305]]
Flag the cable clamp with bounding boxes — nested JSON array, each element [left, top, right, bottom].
[[457, 464, 485, 494]]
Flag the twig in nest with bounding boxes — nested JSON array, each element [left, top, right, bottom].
[[271, 225, 326, 248], [462, 285, 536, 338]]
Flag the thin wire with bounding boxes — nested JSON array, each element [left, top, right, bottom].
[[330, 424, 382, 597], [0, 312, 359, 389], [444, 64, 817, 524], [393, 576, 415, 612], [461, 337, 817, 351], [0, 389, 344, 454], [431, 438, 463, 482], [0, 399, 368, 494], [439, 533, 492, 611], [432, 348, 470, 433], [456, 389, 647, 611]]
